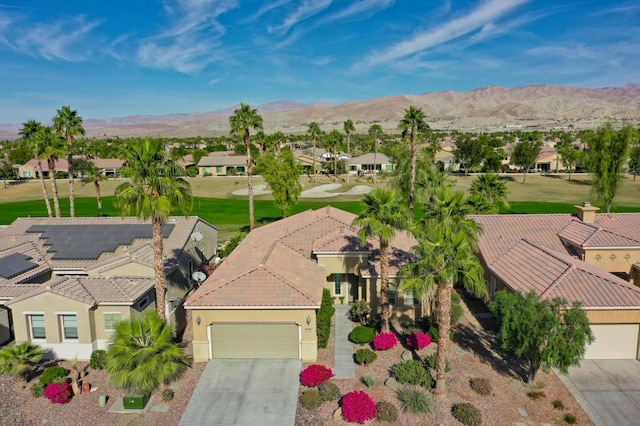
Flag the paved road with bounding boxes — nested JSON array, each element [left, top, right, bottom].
[[179, 358, 301, 426], [557, 359, 640, 426]]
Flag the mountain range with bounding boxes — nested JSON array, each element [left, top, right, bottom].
[[2, 84, 639, 141]]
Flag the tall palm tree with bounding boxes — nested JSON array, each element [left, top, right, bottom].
[[416, 165, 453, 205], [0, 341, 45, 381], [106, 311, 188, 393], [468, 173, 509, 214], [323, 130, 343, 181], [83, 164, 107, 216], [344, 119, 355, 155], [353, 188, 408, 332], [53, 106, 85, 217], [307, 122, 322, 180], [114, 138, 192, 320], [402, 188, 486, 395], [398, 106, 429, 221], [229, 103, 263, 231], [35, 126, 65, 218], [20, 120, 52, 218], [368, 124, 383, 184]]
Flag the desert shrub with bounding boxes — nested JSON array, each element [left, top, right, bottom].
[[355, 348, 377, 365], [162, 388, 175, 401], [451, 303, 465, 324], [552, 399, 565, 410], [362, 374, 376, 388], [372, 332, 398, 351], [44, 382, 72, 404], [39, 366, 69, 386], [396, 386, 433, 414], [30, 382, 45, 398], [426, 353, 451, 372], [564, 413, 577, 424], [317, 289, 335, 348], [318, 381, 341, 402], [451, 291, 462, 304], [406, 331, 432, 350], [452, 402, 482, 426], [427, 325, 454, 341], [349, 326, 375, 345], [469, 377, 492, 395], [90, 349, 108, 370], [341, 391, 376, 424], [300, 364, 334, 387], [349, 300, 370, 324], [392, 360, 433, 388], [375, 401, 399, 423], [300, 390, 323, 410], [527, 390, 546, 400]]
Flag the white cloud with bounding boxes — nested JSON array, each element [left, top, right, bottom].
[[267, 0, 333, 34], [319, 0, 394, 24], [527, 45, 599, 60], [244, 0, 293, 23], [363, 0, 529, 67]]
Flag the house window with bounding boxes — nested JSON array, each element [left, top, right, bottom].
[[60, 315, 78, 339], [216, 166, 224, 173], [29, 314, 46, 339], [490, 276, 497, 298], [334, 274, 342, 296], [138, 296, 150, 310], [104, 313, 121, 331], [389, 285, 396, 306], [404, 289, 419, 306]]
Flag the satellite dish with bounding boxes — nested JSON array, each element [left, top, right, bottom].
[[192, 271, 206, 283], [191, 232, 203, 242]]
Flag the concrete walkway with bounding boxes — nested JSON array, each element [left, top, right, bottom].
[[333, 303, 355, 378]]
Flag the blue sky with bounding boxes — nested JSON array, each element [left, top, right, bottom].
[[0, 0, 638, 124]]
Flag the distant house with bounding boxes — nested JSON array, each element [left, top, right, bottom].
[[0, 216, 218, 358], [17, 157, 124, 179], [90, 158, 125, 177], [348, 153, 394, 175], [197, 152, 247, 176]]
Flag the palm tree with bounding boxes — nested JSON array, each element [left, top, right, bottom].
[[402, 188, 487, 395], [323, 130, 343, 181], [83, 164, 107, 216], [229, 103, 263, 231], [0, 341, 46, 381], [114, 138, 192, 321], [344, 119, 355, 155], [53, 106, 85, 217], [468, 173, 509, 214], [106, 311, 188, 393], [35, 126, 65, 218], [368, 124, 383, 184], [307, 122, 322, 180], [353, 188, 408, 332], [20, 120, 52, 218], [416, 165, 452, 206], [398, 106, 429, 221]]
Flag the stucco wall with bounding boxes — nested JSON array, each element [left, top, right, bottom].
[[587, 310, 640, 324], [583, 248, 640, 275], [363, 276, 422, 323], [316, 254, 369, 275]]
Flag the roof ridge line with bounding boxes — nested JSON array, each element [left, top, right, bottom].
[[540, 264, 574, 298], [521, 239, 574, 266], [262, 264, 316, 303]]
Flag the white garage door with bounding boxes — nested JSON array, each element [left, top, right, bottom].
[[210, 323, 299, 359], [584, 324, 639, 359]]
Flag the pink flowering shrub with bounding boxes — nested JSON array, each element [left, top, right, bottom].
[[44, 381, 72, 404], [406, 331, 432, 350], [300, 364, 334, 387], [372, 332, 398, 351], [341, 390, 376, 424]]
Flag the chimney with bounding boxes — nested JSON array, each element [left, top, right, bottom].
[[575, 202, 599, 223]]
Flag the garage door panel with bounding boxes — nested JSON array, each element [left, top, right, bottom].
[[211, 323, 299, 359], [584, 324, 639, 360]]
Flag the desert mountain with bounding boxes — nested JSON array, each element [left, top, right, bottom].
[[1, 84, 639, 141]]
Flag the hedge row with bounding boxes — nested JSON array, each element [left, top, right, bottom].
[[317, 289, 335, 348]]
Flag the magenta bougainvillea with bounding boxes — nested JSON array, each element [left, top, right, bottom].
[[341, 390, 376, 424], [300, 364, 334, 387], [44, 381, 72, 404], [372, 332, 398, 351], [406, 331, 432, 350]]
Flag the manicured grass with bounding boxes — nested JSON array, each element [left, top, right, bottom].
[[502, 202, 640, 214]]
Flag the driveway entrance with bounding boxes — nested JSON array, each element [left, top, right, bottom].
[[179, 359, 301, 426], [557, 359, 640, 425]]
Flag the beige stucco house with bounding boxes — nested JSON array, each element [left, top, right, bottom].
[[0, 216, 218, 359], [197, 152, 247, 176], [348, 153, 395, 175]]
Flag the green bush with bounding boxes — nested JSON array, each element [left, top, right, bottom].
[[451, 291, 462, 305], [564, 413, 577, 424], [469, 377, 492, 395], [452, 402, 483, 426], [392, 360, 433, 388], [355, 348, 377, 365], [362, 374, 376, 388], [349, 326, 376, 344], [396, 386, 433, 414], [426, 353, 451, 372], [428, 325, 454, 341], [375, 401, 399, 422], [349, 300, 371, 324], [299, 390, 323, 410], [162, 388, 175, 401], [31, 382, 45, 398], [90, 350, 108, 370], [318, 381, 341, 402], [39, 366, 69, 386], [552, 399, 565, 410], [317, 289, 335, 348], [451, 303, 465, 324]]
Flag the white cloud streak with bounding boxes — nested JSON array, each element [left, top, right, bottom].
[[319, 0, 394, 25], [243, 0, 293, 23], [268, 0, 333, 34]]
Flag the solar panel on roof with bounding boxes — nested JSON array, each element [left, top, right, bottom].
[[0, 253, 38, 279]]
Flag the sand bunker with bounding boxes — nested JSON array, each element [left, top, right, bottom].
[[231, 184, 272, 196], [300, 184, 373, 198]]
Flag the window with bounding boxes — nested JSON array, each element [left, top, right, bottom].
[[389, 284, 397, 306], [334, 274, 342, 296], [137, 296, 149, 310], [490, 276, 497, 298], [60, 315, 78, 339], [29, 314, 46, 339], [104, 313, 121, 331], [404, 289, 419, 306], [216, 166, 224, 173]]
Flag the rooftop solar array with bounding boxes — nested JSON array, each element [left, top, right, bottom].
[[26, 224, 175, 260], [0, 253, 38, 279]]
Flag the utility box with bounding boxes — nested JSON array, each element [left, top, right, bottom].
[[123, 391, 149, 410]]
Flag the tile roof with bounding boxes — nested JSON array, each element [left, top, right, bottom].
[[349, 153, 391, 165], [197, 155, 247, 167]]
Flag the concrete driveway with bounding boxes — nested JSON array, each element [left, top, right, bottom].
[[557, 359, 640, 425], [179, 359, 301, 426]]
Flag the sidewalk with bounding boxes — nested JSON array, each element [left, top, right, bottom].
[[333, 303, 355, 378]]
